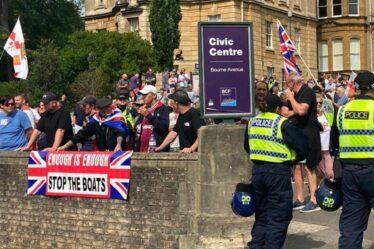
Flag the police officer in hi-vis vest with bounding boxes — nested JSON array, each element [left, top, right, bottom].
[[244, 94, 309, 249], [337, 72, 374, 249]]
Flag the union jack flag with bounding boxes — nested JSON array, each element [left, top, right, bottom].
[[28, 151, 48, 195], [90, 106, 128, 135], [277, 20, 302, 75], [28, 150, 132, 200]]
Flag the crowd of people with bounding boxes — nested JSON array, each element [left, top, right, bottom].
[[247, 71, 374, 249], [0, 66, 373, 248], [0, 68, 203, 154]]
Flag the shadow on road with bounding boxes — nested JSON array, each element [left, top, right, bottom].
[[285, 233, 326, 249]]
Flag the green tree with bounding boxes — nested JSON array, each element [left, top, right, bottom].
[[149, 0, 182, 70], [60, 31, 157, 85], [27, 41, 67, 93], [10, 0, 84, 50], [70, 69, 112, 100], [0, 0, 83, 82]]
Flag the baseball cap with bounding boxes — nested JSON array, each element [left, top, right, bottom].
[[168, 90, 192, 105], [118, 91, 130, 100], [265, 94, 282, 110], [139, 85, 157, 95], [81, 95, 96, 105], [95, 98, 112, 109], [312, 85, 322, 94], [354, 72, 374, 90], [41, 92, 58, 104]]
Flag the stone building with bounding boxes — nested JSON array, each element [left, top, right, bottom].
[[317, 0, 374, 76], [85, 0, 317, 81]]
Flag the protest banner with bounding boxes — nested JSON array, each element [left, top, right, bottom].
[[28, 151, 132, 200]]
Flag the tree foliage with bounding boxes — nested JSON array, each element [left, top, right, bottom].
[[60, 31, 157, 85], [149, 0, 182, 70], [26, 40, 65, 96], [70, 69, 112, 100], [9, 0, 84, 50]]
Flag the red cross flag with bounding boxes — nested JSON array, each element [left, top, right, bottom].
[[4, 18, 28, 80]]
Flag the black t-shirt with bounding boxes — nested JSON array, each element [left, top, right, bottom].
[[37, 108, 74, 148], [287, 84, 318, 128], [173, 108, 205, 149]]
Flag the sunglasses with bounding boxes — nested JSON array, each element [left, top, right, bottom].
[[317, 101, 323, 104], [4, 102, 15, 107]]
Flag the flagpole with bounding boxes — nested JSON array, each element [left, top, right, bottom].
[[0, 48, 5, 62], [277, 20, 319, 84]]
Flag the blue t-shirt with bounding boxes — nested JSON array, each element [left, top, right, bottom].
[[0, 110, 32, 151]]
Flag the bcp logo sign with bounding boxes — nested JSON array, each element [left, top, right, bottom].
[[221, 88, 232, 94]]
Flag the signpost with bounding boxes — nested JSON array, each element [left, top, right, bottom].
[[198, 22, 255, 118]]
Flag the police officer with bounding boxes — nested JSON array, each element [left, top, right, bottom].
[[244, 94, 309, 249], [337, 72, 374, 249]]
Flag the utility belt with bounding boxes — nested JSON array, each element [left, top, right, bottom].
[[252, 162, 292, 176]]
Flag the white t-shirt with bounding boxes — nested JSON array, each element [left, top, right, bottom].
[[169, 112, 180, 149], [318, 112, 331, 151]]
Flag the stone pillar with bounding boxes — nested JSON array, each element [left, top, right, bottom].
[[180, 124, 253, 249]]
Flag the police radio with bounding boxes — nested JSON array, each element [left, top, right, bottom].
[[316, 178, 343, 212], [231, 182, 256, 217]]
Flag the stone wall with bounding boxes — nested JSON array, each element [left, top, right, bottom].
[[0, 125, 252, 249]]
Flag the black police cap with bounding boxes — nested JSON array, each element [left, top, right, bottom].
[[354, 72, 374, 90]]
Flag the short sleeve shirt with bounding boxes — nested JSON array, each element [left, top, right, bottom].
[[287, 84, 318, 128], [0, 110, 32, 150], [173, 108, 204, 149], [37, 108, 74, 148]]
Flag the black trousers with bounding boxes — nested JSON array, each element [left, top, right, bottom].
[[339, 165, 374, 249], [249, 164, 293, 249]]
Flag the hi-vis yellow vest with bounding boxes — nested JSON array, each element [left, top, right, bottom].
[[249, 112, 295, 163], [337, 99, 374, 159]]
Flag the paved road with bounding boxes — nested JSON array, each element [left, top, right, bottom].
[[283, 181, 374, 249], [285, 208, 374, 249]]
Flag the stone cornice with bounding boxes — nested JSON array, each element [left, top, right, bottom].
[[317, 17, 369, 29], [85, 0, 318, 23]]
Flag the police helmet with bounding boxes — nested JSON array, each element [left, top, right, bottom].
[[316, 178, 343, 212], [354, 72, 374, 91], [231, 182, 256, 217]]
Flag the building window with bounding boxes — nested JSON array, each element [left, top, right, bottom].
[[267, 67, 274, 77], [96, 0, 105, 7], [265, 21, 273, 48], [128, 17, 139, 32], [97, 28, 107, 32], [349, 0, 359, 15], [318, 0, 327, 18], [293, 28, 301, 51], [208, 15, 221, 22], [350, 38, 360, 70], [333, 0, 342, 16], [333, 39, 343, 71], [319, 41, 328, 72]]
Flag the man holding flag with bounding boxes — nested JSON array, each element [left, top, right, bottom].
[[277, 20, 322, 213], [3, 18, 28, 80]]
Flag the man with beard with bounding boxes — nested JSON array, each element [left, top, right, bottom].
[[20, 92, 75, 151]]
